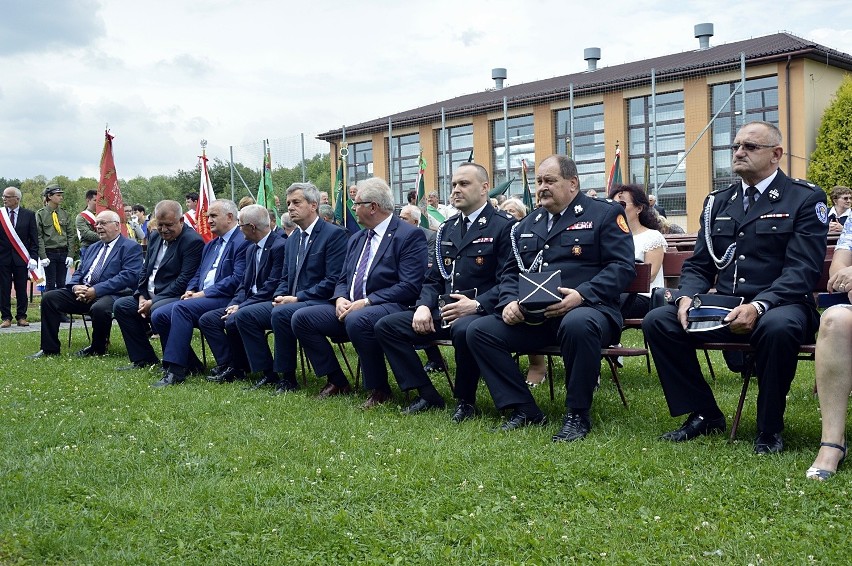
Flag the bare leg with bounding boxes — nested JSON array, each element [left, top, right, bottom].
[[525, 354, 547, 386], [809, 305, 852, 475]]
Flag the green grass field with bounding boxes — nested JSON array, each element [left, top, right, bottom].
[[0, 320, 849, 564]]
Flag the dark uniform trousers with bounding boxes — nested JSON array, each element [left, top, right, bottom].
[[291, 303, 404, 391], [467, 307, 619, 411], [44, 248, 68, 292], [198, 307, 250, 371], [113, 295, 180, 364], [0, 262, 29, 320], [40, 289, 117, 354], [643, 302, 815, 434], [375, 311, 480, 400]]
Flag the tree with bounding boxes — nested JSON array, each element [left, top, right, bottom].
[[808, 75, 852, 193]]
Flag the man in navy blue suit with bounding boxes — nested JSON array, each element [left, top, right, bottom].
[[113, 200, 203, 370], [192, 204, 287, 386], [27, 210, 144, 358], [149, 200, 249, 382], [292, 177, 427, 408], [234, 183, 348, 393]]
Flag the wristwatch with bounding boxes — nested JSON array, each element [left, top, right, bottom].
[[750, 301, 766, 318], [364, 297, 371, 306], [475, 300, 485, 315]]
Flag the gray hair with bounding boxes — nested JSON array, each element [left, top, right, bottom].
[[287, 182, 321, 205], [212, 199, 238, 217], [153, 200, 183, 219], [743, 120, 782, 146], [400, 204, 421, 222], [239, 204, 270, 229], [280, 212, 296, 229], [4, 186, 22, 199], [318, 204, 335, 221], [356, 177, 394, 213]]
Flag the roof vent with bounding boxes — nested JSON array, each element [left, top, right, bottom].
[[694, 23, 714, 49], [583, 47, 601, 71], [492, 68, 507, 90]]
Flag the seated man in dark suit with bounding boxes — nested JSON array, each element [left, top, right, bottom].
[[191, 204, 287, 386], [27, 210, 144, 358], [376, 163, 515, 418], [235, 183, 348, 393], [466, 155, 635, 441], [292, 177, 427, 408], [149, 200, 250, 383], [113, 200, 204, 370]]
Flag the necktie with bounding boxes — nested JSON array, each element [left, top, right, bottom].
[[548, 212, 561, 233], [8, 209, 14, 227], [461, 216, 470, 237], [297, 230, 309, 267], [52, 210, 62, 235], [87, 243, 110, 285], [352, 229, 375, 301], [202, 238, 224, 289], [744, 186, 757, 212]]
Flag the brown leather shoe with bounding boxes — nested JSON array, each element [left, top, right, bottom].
[[361, 389, 392, 409], [316, 382, 353, 399], [16, 318, 29, 327], [0, 319, 11, 328]]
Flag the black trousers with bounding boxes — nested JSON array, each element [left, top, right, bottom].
[[44, 249, 67, 292], [113, 295, 179, 364], [0, 261, 29, 320], [40, 288, 116, 354]]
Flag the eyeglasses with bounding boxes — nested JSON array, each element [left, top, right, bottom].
[[352, 201, 374, 207], [731, 142, 776, 152], [2, 194, 18, 199]]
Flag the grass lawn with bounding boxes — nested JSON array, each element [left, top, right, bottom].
[[0, 320, 849, 564]]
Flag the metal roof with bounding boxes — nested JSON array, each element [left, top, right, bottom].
[[317, 32, 852, 141]]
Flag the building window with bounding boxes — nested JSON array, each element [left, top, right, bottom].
[[492, 115, 535, 196], [345, 141, 373, 186], [556, 103, 605, 192], [628, 90, 685, 215], [710, 76, 779, 191], [436, 124, 473, 201], [388, 133, 421, 203]]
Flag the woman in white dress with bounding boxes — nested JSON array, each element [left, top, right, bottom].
[[608, 184, 667, 318]]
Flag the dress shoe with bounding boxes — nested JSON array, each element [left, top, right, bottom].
[[207, 364, 229, 377], [660, 412, 726, 442], [552, 411, 591, 442], [401, 396, 445, 415], [0, 319, 11, 328], [206, 366, 244, 383], [117, 360, 160, 371], [754, 432, 784, 455], [249, 374, 280, 390], [499, 409, 547, 431], [423, 361, 446, 373], [451, 401, 477, 423], [274, 379, 300, 394], [75, 345, 102, 358], [16, 318, 29, 327], [152, 371, 185, 387], [26, 350, 58, 359], [806, 442, 847, 481], [362, 389, 392, 409], [316, 382, 353, 399]]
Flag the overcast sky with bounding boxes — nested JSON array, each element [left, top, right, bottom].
[[2, 0, 851, 182]]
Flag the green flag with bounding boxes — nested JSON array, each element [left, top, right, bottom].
[[521, 159, 534, 211], [488, 177, 515, 198], [257, 140, 277, 223], [415, 153, 429, 229], [333, 154, 360, 234]]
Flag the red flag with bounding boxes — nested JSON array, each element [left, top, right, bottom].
[[195, 145, 215, 242], [96, 130, 127, 236]]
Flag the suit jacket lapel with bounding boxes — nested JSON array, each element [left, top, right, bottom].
[[372, 216, 396, 264]]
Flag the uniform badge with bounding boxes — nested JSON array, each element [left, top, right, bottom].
[[692, 296, 702, 308], [768, 188, 780, 201], [664, 289, 673, 303], [572, 245, 582, 256], [478, 217, 486, 225], [534, 213, 542, 222], [475, 256, 485, 265], [574, 204, 584, 215], [444, 258, 453, 266], [616, 215, 630, 233], [816, 202, 829, 224]]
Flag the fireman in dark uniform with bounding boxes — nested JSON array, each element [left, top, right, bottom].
[[375, 162, 515, 420], [466, 155, 635, 441], [643, 121, 828, 454]]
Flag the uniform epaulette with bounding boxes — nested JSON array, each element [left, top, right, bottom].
[[791, 178, 820, 191], [443, 212, 461, 225], [710, 182, 737, 196], [494, 210, 516, 222]]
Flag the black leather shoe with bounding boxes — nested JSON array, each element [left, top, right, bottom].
[[499, 410, 547, 431], [423, 361, 446, 373], [75, 345, 102, 358], [660, 412, 726, 442], [207, 364, 229, 377], [451, 402, 477, 423], [249, 374, 280, 390], [186, 363, 207, 376], [274, 380, 299, 394], [206, 366, 244, 383], [552, 411, 591, 442], [402, 396, 445, 415], [152, 371, 185, 387], [117, 360, 160, 371], [26, 350, 58, 359], [754, 432, 784, 454]]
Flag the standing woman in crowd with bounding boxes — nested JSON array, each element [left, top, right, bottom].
[[498, 198, 548, 388], [36, 183, 74, 293], [608, 184, 666, 318]]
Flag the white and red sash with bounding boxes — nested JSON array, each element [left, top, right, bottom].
[[0, 208, 41, 282], [184, 210, 198, 231], [77, 209, 97, 240]]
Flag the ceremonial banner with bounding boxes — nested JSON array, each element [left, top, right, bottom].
[[415, 153, 430, 229], [521, 158, 534, 211], [195, 142, 215, 242], [606, 146, 623, 195], [96, 130, 127, 236], [333, 147, 360, 234]]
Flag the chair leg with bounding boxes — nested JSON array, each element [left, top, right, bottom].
[[729, 358, 755, 442], [605, 356, 629, 408], [67, 314, 74, 349], [643, 335, 652, 374], [436, 346, 454, 393], [199, 331, 208, 369], [298, 343, 309, 386], [547, 355, 555, 402], [336, 342, 357, 384], [704, 349, 716, 382]]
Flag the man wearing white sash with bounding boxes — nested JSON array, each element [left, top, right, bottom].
[[0, 187, 39, 327], [76, 190, 99, 257]]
